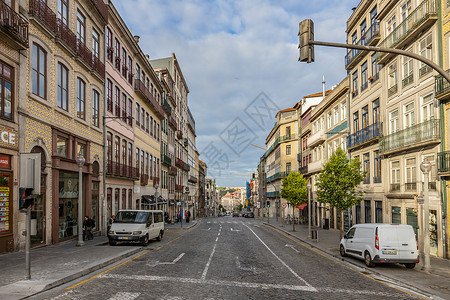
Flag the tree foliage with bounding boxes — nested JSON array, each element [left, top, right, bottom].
[[281, 172, 308, 232], [316, 148, 365, 213]]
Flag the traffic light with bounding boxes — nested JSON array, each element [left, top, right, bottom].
[[298, 19, 314, 63], [267, 200, 270, 208], [19, 188, 34, 210]]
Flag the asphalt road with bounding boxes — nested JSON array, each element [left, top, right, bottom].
[[34, 217, 422, 300]]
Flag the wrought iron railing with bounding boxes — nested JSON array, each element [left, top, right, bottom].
[[175, 157, 185, 168], [76, 39, 92, 67], [161, 154, 171, 166], [163, 99, 172, 114], [176, 130, 183, 139], [419, 65, 432, 77], [0, 0, 29, 46], [134, 79, 164, 117], [169, 116, 177, 130], [345, 21, 380, 67], [56, 18, 77, 53], [175, 184, 183, 191], [388, 84, 398, 97], [92, 55, 105, 78], [140, 174, 149, 186], [435, 69, 450, 98], [405, 182, 417, 191], [29, 0, 56, 33], [378, 0, 437, 60], [402, 73, 414, 87], [347, 122, 382, 149], [169, 166, 177, 175], [379, 119, 439, 153], [188, 175, 197, 183], [89, 0, 108, 21], [438, 151, 450, 173], [106, 161, 139, 179], [390, 183, 400, 191], [299, 166, 308, 174], [266, 191, 280, 197]]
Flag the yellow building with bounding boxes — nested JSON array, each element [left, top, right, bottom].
[[19, 0, 107, 247]]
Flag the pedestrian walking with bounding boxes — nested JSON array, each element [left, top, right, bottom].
[[164, 211, 169, 224], [107, 214, 115, 236], [186, 210, 190, 223], [83, 216, 94, 241]]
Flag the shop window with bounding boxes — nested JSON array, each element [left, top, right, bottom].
[[0, 173, 11, 235], [56, 137, 67, 157], [364, 200, 371, 223], [375, 201, 382, 223], [122, 189, 126, 209], [392, 206, 401, 224]]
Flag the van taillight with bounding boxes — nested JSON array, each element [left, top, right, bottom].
[[415, 235, 418, 250], [375, 234, 379, 250]]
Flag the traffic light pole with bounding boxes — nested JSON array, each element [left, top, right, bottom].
[[308, 40, 450, 84], [25, 205, 31, 279]]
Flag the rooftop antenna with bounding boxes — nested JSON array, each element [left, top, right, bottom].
[[322, 75, 326, 97]]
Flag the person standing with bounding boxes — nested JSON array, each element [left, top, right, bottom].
[[107, 215, 115, 236], [83, 216, 93, 241]]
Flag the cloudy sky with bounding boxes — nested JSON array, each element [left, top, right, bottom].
[[115, 0, 358, 187]]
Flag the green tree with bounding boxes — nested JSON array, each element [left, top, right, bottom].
[[281, 172, 308, 232], [316, 148, 365, 238]]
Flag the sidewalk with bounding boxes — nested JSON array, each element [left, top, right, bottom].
[[259, 216, 450, 299], [0, 220, 198, 300]]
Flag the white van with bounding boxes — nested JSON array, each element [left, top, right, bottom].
[[340, 224, 419, 268], [108, 210, 164, 246]]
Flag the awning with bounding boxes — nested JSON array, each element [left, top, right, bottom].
[[142, 195, 156, 205], [296, 203, 307, 210], [157, 195, 167, 204]]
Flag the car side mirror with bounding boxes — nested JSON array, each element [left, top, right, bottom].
[[344, 234, 348, 239], [146, 221, 151, 227]]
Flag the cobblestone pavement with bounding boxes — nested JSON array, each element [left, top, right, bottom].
[[33, 217, 427, 300]]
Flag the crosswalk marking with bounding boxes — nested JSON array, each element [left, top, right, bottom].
[[108, 292, 140, 300]]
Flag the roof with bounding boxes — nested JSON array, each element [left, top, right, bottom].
[[279, 108, 296, 113], [303, 89, 332, 98]]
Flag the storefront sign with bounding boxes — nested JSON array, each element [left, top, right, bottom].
[[0, 155, 10, 169], [0, 125, 18, 150]]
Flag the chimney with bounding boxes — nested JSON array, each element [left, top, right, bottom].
[[134, 35, 140, 44], [322, 75, 326, 97]]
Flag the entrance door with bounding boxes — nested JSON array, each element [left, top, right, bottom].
[[31, 175, 46, 246]]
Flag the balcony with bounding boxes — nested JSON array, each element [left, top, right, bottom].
[[76, 39, 92, 68], [152, 177, 160, 186], [402, 73, 414, 88], [176, 130, 183, 139], [377, 0, 437, 64], [379, 119, 440, 155], [162, 99, 172, 114], [106, 161, 139, 179], [308, 160, 323, 174], [169, 116, 177, 130], [297, 153, 301, 162], [345, 21, 380, 69], [405, 182, 417, 191], [438, 151, 450, 175], [435, 69, 450, 100], [88, 0, 108, 22], [0, 0, 28, 49], [264, 137, 280, 157], [299, 165, 308, 175], [419, 65, 432, 78], [29, 0, 56, 34], [266, 191, 280, 198], [140, 174, 149, 186], [308, 129, 325, 148], [169, 166, 177, 176], [188, 175, 197, 183], [92, 55, 105, 79], [347, 122, 383, 150], [175, 157, 185, 168], [55, 18, 77, 54], [161, 154, 172, 166], [183, 163, 190, 172], [134, 79, 165, 118], [279, 133, 297, 142], [390, 183, 400, 192], [175, 184, 184, 192], [388, 84, 398, 97]]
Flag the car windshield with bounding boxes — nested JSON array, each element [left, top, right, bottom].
[[115, 211, 149, 224]]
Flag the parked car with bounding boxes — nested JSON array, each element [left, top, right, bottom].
[[339, 224, 419, 268], [232, 211, 239, 217], [108, 210, 164, 246], [247, 212, 254, 218]]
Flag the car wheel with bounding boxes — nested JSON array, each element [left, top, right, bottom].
[[364, 251, 375, 268], [340, 245, 347, 257], [404, 263, 416, 269], [109, 240, 116, 246], [157, 231, 163, 241], [142, 234, 149, 246]]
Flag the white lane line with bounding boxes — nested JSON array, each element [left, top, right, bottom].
[[285, 244, 300, 253], [108, 292, 140, 300], [216, 237, 218, 242], [235, 256, 257, 274], [201, 243, 217, 280], [230, 228, 241, 232], [99, 274, 316, 292], [147, 253, 185, 267], [202, 227, 211, 231], [242, 223, 314, 289]]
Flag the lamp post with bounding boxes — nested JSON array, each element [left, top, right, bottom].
[[307, 182, 312, 239], [76, 153, 85, 247], [420, 159, 432, 272]]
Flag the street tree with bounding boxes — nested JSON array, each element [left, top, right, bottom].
[[281, 171, 308, 232], [316, 148, 365, 239]]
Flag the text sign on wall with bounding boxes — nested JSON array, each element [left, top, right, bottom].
[[0, 125, 18, 150], [0, 155, 10, 169]]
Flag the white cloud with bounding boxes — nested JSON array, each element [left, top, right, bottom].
[[114, 0, 356, 186]]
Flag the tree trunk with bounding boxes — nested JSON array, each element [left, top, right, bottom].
[[338, 208, 343, 240], [292, 206, 295, 232]]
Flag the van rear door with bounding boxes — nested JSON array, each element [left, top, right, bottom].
[[378, 226, 400, 259], [396, 226, 418, 260]]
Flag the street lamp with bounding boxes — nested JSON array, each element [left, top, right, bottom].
[[76, 153, 85, 247], [420, 159, 432, 272], [307, 182, 312, 239]]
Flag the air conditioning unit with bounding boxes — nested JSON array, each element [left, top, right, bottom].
[[185, 186, 190, 193]]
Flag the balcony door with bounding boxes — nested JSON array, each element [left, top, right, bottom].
[[404, 102, 415, 145]]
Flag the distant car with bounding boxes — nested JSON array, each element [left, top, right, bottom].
[[247, 212, 254, 218], [238, 212, 243, 217], [232, 212, 239, 217]]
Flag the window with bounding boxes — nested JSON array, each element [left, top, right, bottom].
[[371, 53, 379, 80], [146, 112, 149, 133], [391, 161, 400, 191], [388, 62, 398, 96], [107, 28, 113, 62], [362, 105, 368, 128], [114, 137, 120, 163], [372, 99, 380, 124], [374, 150, 381, 183], [58, 0, 68, 25], [128, 56, 133, 83], [57, 137, 67, 156], [121, 93, 127, 119], [363, 153, 370, 184], [115, 86, 120, 117], [389, 109, 399, 134], [141, 108, 145, 130], [286, 162, 291, 174], [122, 140, 127, 167], [122, 47, 127, 77], [422, 94, 434, 121], [404, 102, 415, 127], [0, 61, 13, 120], [352, 70, 358, 96], [386, 14, 396, 36], [76, 78, 85, 119], [327, 112, 332, 129], [405, 158, 416, 191], [353, 112, 359, 133], [76, 10, 86, 44], [351, 32, 357, 44], [114, 38, 120, 69], [402, 49, 413, 87], [360, 20, 367, 37], [334, 107, 339, 124], [400, 0, 411, 22], [135, 103, 140, 125], [107, 79, 113, 112], [92, 90, 99, 127], [361, 61, 368, 91], [286, 145, 291, 155], [128, 99, 133, 126], [145, 152, 149, 175], [107, 132, 112, 162], [128, 143, 132, 167], [57, 63, 68, 110], [136, 148, 140, 170], [365, 200, 371, 223], [122, 189, 126, 209], [135, 64, 140, 80], [141, 150, 144, 175], [92, 29, 100, 59], [370, 6, 377, 25], [32, 43, 46, 99], [419, 34, 432, 75], [341, 101, 346, 121]]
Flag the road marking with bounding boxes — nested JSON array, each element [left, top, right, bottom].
[[147, 253, 185, 267], [202, 227, 211, 231], [99, 274, 317, 292], [216, 237, 218, 242], [230, 228, 241, 232], [235, 256, 257, 274], [207, 221, 211, 224], [242, 223, 314, 289], [201, 243, 217, 280], [108, 292, 140, 300], [285, 244, 300, 253]]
